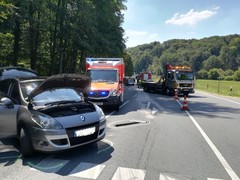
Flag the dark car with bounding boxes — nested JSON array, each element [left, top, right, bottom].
[[0, 74, 106, 157], [0, 67, 37, 80]]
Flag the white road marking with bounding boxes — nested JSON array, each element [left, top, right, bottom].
[[133, 94, 138, 98], [207, 178, 224, 180], [29, 156, 69, 173], [120, 100, 130, 109], [69, 162, 105, 179], [159, 172, 191, 180], [0, 146, 19, 153], [177, 100, 240, 180], [105, 100, 130, 119], [197, 91, 240, 105], [152, 107, 158, 115], [112, 167, 146, 180], [146, 102, 151, 109], [97, 139, 113, 154]]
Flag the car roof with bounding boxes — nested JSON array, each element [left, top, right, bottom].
[[0, 76, 46, 83], [0, 67, 38, 80]]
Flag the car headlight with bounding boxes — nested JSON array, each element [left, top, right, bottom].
[[32, 113, 63, 130], [95, 105, 106, 121], [109, 89, 118, 96]]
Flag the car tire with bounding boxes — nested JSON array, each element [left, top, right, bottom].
[[20, 126, 34, 157], [114, 95, 123, 111]]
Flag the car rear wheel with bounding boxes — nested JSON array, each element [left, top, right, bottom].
[[20, 126, 34, 157]]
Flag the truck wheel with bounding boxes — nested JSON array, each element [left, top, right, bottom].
[[20, 126, 34, 157]]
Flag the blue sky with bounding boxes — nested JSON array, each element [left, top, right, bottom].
[[122, 0, 240, 47]]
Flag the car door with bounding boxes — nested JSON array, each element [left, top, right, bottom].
[[0, 80, 19, 138]]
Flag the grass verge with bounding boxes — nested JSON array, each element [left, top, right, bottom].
[[196, 79, 240, 97]]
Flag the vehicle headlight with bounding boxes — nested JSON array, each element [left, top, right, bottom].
[[95, 105, 106, 121], [109, 89, 118, 96], [32, 113, 63, 130]]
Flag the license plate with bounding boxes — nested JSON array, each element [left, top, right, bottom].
[[74, 127, 96, 137], [94, 102, 103, 105]]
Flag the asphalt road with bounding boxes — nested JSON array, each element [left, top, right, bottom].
[[0, 85, 240, 180]]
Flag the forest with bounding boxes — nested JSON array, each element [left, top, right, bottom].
[[1, 1, 240, 80], [0, 0, 134, 76], [127, 34, 240, 80]]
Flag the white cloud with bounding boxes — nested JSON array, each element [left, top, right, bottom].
[[124, 30, 160, 47], [165, 7, 219, 26]]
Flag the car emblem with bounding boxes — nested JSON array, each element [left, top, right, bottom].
[[79, 115, 85, 121]]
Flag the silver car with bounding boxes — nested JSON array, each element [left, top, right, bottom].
[[0, 74, 106, 157]]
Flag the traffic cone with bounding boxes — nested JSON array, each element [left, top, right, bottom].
[[174, 89, 178, 100], [181, 95, 189, 111]]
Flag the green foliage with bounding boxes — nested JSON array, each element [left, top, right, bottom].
[[0, 0, 126, 75], [233, 70, 240, 81], [127, 34, 240, 80], [0, 1, 14, 22], [208, 68, 220, 80], [0, 32, 13, 66], [203, 55, 223, 70], [123, 53, 134, 76], [197, 69, 208, 79]]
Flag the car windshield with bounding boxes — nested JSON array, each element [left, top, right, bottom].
[[20, 80, 43, 101], [176, 72, 194, 80], [87, 69, 118, 82], [31, 88, 83, 106]]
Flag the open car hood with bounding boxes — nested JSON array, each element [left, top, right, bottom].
[[29, 74, 91, 100]]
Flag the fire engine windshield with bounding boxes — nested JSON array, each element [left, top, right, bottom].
[[176, 71, 194, 80], [87, 69, 118, 82]]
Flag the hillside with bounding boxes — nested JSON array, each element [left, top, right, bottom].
[[126, 34, 240, 79]]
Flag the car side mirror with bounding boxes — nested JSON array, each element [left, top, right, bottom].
[[0, 97, 14, 109]]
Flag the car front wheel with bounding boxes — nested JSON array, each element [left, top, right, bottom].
[[20, 126, 34, 157]]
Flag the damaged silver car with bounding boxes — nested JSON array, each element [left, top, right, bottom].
[[0, 74, 106, 157]]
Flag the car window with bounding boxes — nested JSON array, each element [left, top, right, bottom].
[[9, 82, 21, 104], [20, 81, 43, 101], [0, 79, 12, 94]]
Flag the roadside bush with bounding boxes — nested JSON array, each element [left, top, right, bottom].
[[223, 75, 233, 81], [208, 68, 219, 80], [197, 69, 208, 79], [233, 70, 240, 81]]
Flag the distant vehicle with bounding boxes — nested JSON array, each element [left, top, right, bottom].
[[86, 58, 125, 110], [0, 67, 37, 80], [142, 64, 195, 96], [136, 72, 152, 88], [139, 72, 152, 82], [0, 74, 106, 157], [124, 77, 135, 86]]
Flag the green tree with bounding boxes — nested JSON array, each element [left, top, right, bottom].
[[233, 70, 240, 81], [0, 1, 14, 22], [203, 55, 223, 70], [197, 69, 208, 79], [208, 68, 220, 80], [123, 53, 134, 76]]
